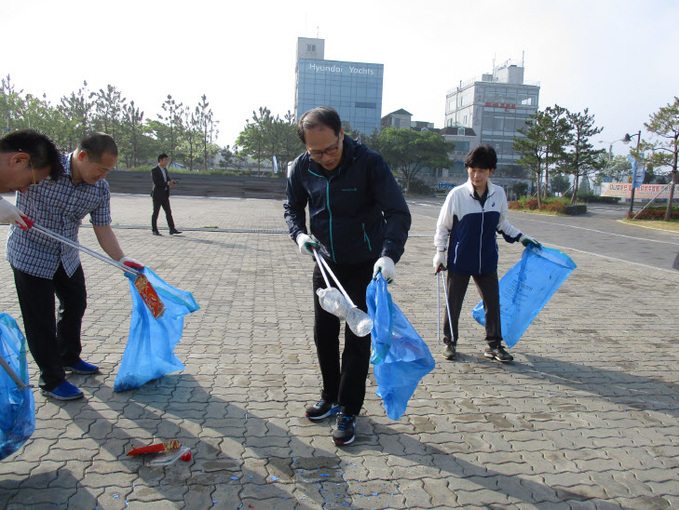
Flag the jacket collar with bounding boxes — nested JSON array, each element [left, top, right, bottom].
[[463, 177, 496, 197]]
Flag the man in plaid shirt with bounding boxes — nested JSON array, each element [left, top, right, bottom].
[[6, 133, 143, 401]]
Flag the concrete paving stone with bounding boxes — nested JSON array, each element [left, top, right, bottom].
[[550, 483, 610, 502], [7, 485, 78, 507], [124, 485, 185, 506], [515, 473, 563, 504], [397, 478, 434, 508], [239, 480, 295, 501], [539, 471, 594, 490], [572, 457, 625, 473], [79, 470, 139, 489], [67, 488, 111, 510], [387, 454, 440, 481], [454, 487, 517, 507], [613, 495, 673, 510]]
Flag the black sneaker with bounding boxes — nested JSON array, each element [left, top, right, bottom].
[[169, 230, 182, 235], [152, 230, 162, 236], [332, 413, 356, 446], [484, 345, 514, 362], [443, 343, 456, 360], [306, 399, 339, 420]]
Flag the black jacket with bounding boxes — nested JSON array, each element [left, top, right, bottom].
[[284, 135, 411, 265], [151, 165, 171, 200]]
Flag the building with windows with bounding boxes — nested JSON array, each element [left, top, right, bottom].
[[444, 59, 540, 169], [295, 37, 384, 135]]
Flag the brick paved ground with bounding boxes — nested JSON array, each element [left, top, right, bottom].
[[1, 195, 678, 509]]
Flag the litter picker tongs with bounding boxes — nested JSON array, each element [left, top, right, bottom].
[[437, 270, 454, 345], [0, 355, 29, 390], [28, 222, 165, 318], [312, 248, 373, 337]]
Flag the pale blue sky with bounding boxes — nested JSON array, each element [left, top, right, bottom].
[[4, 0, 678, 153]]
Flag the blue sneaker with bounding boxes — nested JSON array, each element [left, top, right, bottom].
[[332, 413, 356, 446], [41, 380, 84, 401], [64, 360, 100, 374]]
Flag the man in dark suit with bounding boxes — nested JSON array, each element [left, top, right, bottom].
[[151, 153, 181, 235]]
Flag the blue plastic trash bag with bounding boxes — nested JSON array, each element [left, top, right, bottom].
[[0, 313, 35, 461], [473, 245, 576, 348], [367, 274, 435, 420], [114, 268, 200, 392]]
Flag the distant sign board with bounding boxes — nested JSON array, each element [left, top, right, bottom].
[[601, 182, 672, 199]]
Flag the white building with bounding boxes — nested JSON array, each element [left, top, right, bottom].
[[445, 59, 540, 169]]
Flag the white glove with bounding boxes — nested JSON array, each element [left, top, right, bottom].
[[296, 233, 319, 256], [119, 256, 144, 270], [520, 234, 541, 248], [373, 256, 396, 283], [433, 251, 447, 272], [0, 198, 27, 229]]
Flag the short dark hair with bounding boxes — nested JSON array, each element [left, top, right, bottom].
[[465, 144, 497, 170], [297, 106, 342, 144], [158, 153, 168, 161], [77, 132, 118, 162], [0, 129, 64, 180]]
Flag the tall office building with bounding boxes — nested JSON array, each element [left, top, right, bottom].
[[444, 59, 540, 168], [295, 37, 384, 135]]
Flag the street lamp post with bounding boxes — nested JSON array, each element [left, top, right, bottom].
[[623, 131, 642, 215]]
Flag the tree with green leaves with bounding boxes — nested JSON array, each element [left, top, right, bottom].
[[642, 96, 679, 221], [91, 84, 125, 140], [271, 110, 304, 177], [595, 154, 631, 184], [550, 174, 571, 195], [195, 94, 219, 171], [236, 108, 269, 175], [236, 107, 303, 176], [158, 95, 184, 164], [513, 105, 570, 206], [59, 81, 93, 150], [0, 75, 25, 134], [120, 100, 146, 167], [562, 108, 605, 204], [378, 127, 452, 193], [218, 145, 235, 170], [182, 105, 199, 172]]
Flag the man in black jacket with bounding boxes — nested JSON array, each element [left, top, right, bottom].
[[151, 153, 181, 235], [284, 106, 411, 445]]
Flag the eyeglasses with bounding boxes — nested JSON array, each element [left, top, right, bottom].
[[308, 137, 341, 160]]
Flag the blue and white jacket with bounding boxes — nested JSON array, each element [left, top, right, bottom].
[[434, 179, 522, 275], [284, 135, 411, 265]]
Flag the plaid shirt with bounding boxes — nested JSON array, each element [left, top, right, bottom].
[[6, 153, 112, 278]]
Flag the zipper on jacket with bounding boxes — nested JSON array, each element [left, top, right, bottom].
[[326, 179, 336, 262], [308, 166, 338, 263], [361, 223, 373, 252], [478, 204, 485, 273]]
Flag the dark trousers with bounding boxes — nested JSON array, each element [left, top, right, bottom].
[[443, 271, 502, 348], [13, 264, 87, 390], [312, 259, 374, 416], [151, 195, 176, 232]]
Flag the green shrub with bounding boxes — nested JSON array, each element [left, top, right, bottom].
[[631, 206, 679, 220]]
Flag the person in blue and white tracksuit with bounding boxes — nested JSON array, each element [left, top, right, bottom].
[[433, 144, 540, 363], [285, 106, 411, 446]]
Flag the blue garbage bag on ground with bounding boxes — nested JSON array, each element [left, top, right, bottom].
[[114, 268, 200, 392], [367, 274, 435, 420], [473, 245, 577, 348], [0, 313, 35, 461]]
